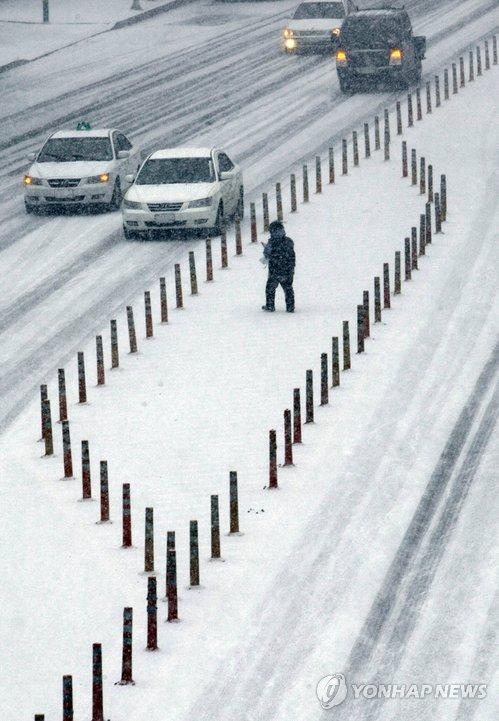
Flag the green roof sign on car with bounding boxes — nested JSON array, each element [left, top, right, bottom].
[[76, 121, 92, 130]]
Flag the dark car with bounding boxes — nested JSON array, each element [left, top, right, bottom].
[[335, 5, 426, 92]]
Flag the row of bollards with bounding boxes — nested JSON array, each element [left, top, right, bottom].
[[34, 35, 493, 719], [263, 33, 491, 488], [37, 34, 496, 451], [38, 223, 254, 443], [36, 470, 242, 719], [267, 321, 353, 488]]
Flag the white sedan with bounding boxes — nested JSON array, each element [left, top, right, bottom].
[[122, 147, 244, 239], [23, 126, 141, 213], [282, 0, 355, 53]]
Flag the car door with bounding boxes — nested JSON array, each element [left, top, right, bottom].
[[114, 133, 137, 185], [217, 151, 238, 214]]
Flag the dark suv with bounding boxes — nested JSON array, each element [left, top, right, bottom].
[[335, 6, 426, 92]]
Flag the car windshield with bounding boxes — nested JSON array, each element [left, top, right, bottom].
[[37, 137, 113, 162], [136, 157, 215, 185], [293, 2, 345, 19], [341, 16, 404, 47]]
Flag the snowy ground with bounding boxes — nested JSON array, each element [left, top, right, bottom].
[[0, 0, 497, 437], [0, 51, 497, 720], [0, 0, 167, 22], [0, 0, 282, 66], [0, 0, 188, 66]]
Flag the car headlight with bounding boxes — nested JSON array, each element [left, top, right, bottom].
[[188, 197, 213, 208], [283, 28, 294, 38], [87, 173, 110, 184], [331, 27, 341, 37], [123, 199, 142, 210], [24, 175, 42, 186]]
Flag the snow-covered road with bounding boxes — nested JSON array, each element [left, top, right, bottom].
[[1, 44, 497, 719], [0, 0, 497, 432]]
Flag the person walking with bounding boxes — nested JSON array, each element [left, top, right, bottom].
[[261, 221, 295, 313]]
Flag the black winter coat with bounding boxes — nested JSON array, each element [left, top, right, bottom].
[[264, 236, 296, 277]]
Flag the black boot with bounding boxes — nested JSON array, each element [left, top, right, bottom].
[[262, 305, 275, 312]]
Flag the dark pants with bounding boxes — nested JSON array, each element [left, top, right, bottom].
[[266, 273, 294, 311]]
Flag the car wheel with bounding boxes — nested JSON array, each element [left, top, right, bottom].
[[24, 201, 39, 215], [412, 61, 422, 85], [123, 225, 138, 240], [108, 179, 122, 211], [236, 188, 244, 221], [339, 75, 354, 93], [213, 202, 224, 235]]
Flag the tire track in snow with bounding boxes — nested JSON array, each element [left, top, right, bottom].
[[0, 9, 291, 154], [0, 1, 497, 434], [337, 354, 498, 721], [0, 232, 118, 332], [178, 156, 498, 721], [0, 233, 189, 431]]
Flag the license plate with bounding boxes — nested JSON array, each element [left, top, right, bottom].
[[155, 213, 175, 221]]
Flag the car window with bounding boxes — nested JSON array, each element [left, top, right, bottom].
[[136, 157, 215, 185], [218, 153, 234, 173], [116, 134, 133, 152], [293, 2, 345, 19], [37, 137, 113, 162], [341, 15, 404, 47]]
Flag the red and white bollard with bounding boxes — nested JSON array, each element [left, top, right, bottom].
[[268, 429, 278, 488], [81, 440, 92, 500], [92, 643, 104, 721], [77, 351, 87, 403], [159, 277, 168, 323], [293, 389, 302, 444], [229, 471, 240, 534], [62, 420, 73, 478], [98, 461, 110, 523], [116, 607, 134, 685], [146, 577, 158, 651], [122, 483, 132, 548], [283, 409, 293, 466], [62, 675, 73, 721]]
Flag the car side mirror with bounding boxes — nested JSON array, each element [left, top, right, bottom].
[[117, 150, 130, 159], [219, 171, 232, 181], [27, 152, 36, 162], [125, 174, 135, 184]]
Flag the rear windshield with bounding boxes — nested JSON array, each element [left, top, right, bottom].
[[38, 137, 113, 162], [293, 2, 345, 19], [136, 157, 215, 185], [341, 16, 404, 47]]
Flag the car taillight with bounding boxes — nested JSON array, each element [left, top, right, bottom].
[[336, 49, 347, 65], [389, 48, 403, 65]]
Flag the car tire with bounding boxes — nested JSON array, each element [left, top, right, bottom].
[[236, 188, 244, 221], [212, 202, 224, 236], [123, 225, 138, 240], [412, 60, 422, 85], [107, 179, 122, 212], [339, 75, 354, 93], [24, 201, 39, 215]]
